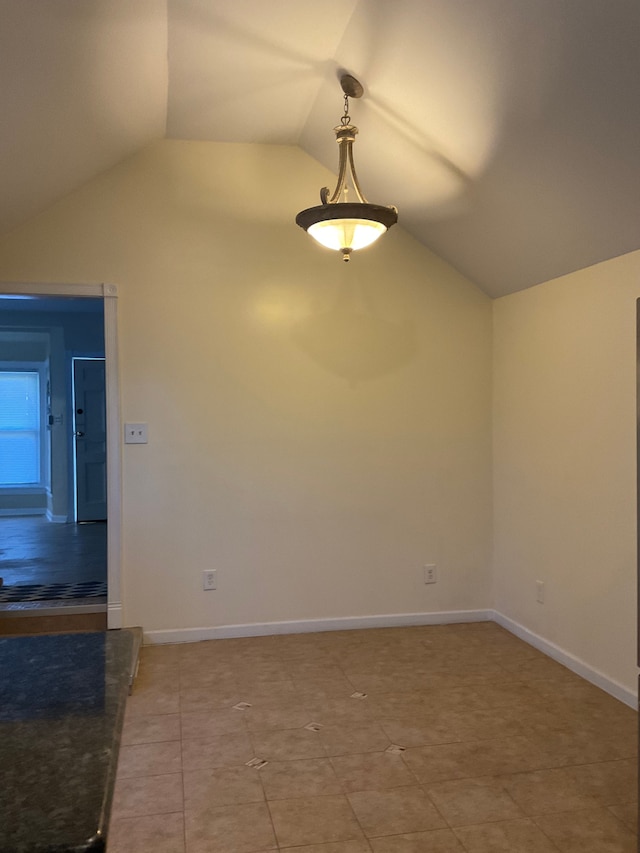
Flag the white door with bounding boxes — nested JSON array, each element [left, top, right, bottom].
[[73, 358, 107, 522]]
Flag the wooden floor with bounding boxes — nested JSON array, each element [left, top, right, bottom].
[[0, 515, 107, 586], [0, 611, 107, 636]]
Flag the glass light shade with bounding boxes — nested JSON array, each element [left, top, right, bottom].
[[296, 203, 398, 258], [307, 218, 387, 252]]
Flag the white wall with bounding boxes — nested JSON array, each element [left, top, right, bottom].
[[0, 140, 493, 632], [493, 250, 640, 696]]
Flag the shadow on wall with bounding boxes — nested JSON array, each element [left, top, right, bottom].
[[290, 267, 417, 386]]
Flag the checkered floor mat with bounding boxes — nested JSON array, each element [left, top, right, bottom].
[[0, 581, 107, 602]]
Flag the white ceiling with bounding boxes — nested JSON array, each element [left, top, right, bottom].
[[2, 0, 640, 297]]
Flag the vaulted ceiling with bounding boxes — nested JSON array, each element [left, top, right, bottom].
[[2, 0, 640, 297]]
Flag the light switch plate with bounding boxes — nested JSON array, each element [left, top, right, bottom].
[[124, 423, 148, 444]]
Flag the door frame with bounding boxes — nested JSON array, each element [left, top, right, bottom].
[[0, 282, 122, 628]]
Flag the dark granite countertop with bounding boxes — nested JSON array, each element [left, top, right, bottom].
[[0, 630, 134, 853]]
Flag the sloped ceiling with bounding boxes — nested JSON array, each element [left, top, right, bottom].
[[2, 0, 640, 297]]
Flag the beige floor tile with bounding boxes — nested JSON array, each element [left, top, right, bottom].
[[185, 801, 277, 853], [126, 686, 181, 717], [320, 722, 392, 756], [453, 817, 559, 851], [438, 663, 510, 683], [310, 697, 377, 727], [107, 812, 185, 853], [136, 668, 181, 690], [368, 829, 466, 851], [183, 765, 265, 809], [583, 720, 637, 755], [534, 806, 637, 852], [121, 713, 181, 745], [281, 843, 371, 853], [565, 759, 638, 806], [468, 682, 544, 710], [179, 685, 241, 712], [379, 718, 460, 749], [178, 666, 238, 689], [141, 644, 182, 664], [347, 672, 414, 694], [500, 656, 579, 683], [181, 732, 254, 770], [608, 802, 638, 834], [251, 727, 326, 761], [286, 663, 350, 680], [499, 767, 601, 816], [117, 741, 183, 778], [180, 708, 248, 739], [543, 689, 633, 720], [330, 750, 418, 792], [426, 778, 524, 827], [402, 742, 476, 784], [111, 773, 184, 819], [293, 676, 359, 699], [268, 794, 364, 847], [368, 692, 433, 720], [239, 680, 301, 709], [405, 736, 554, 782], [233, 661, 291, 682], [260, 757, 344, 800], [347, 786, 446, 837], [524, 729, 634, 765], [243, 704, 316, 733], [272, 637, 338, 659], [428, 686, 493, 712], [178, 641, 239, 659], [515, 706, 574, 739], [447, 707, 524, 741], [458, 736, 556, 777]]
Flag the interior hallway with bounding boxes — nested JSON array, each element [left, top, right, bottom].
[[110, 621, 638, 853], [0, 515, 107, 588]]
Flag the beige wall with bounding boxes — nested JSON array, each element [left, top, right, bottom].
[[0, 140, 493, 631], [493, 250, 640, 694]]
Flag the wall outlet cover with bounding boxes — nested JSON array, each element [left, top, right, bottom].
[[424, 564, 437, 584], [203, 570, 217, 590], [124, 423, 148, 444]]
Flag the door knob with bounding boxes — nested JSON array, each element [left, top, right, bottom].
[[74, 431, 85, 437]]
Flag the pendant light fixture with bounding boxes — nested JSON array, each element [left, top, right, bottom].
[[296, 74, 398, 261]]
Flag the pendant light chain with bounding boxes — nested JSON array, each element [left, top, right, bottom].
[[341, 93, 351, 127]]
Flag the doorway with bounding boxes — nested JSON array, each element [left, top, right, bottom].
[[0, 283, 121, 629], [73, 357, 107, 522]]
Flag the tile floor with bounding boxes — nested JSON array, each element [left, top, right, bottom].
[[109, 622, 639, 853]]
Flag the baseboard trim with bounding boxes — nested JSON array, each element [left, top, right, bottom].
[[493, 610, 637, 709], [108, 602, 123, 629], [0, 508, 45, 517], [45, 511, 67, 523], [143, 608, 637, 709], [143, 609, 493, 646]]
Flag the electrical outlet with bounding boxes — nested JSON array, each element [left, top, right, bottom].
[[536, 580, 544, 603], [203, 570, 217, 591], [424, 564, 437, 584]]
